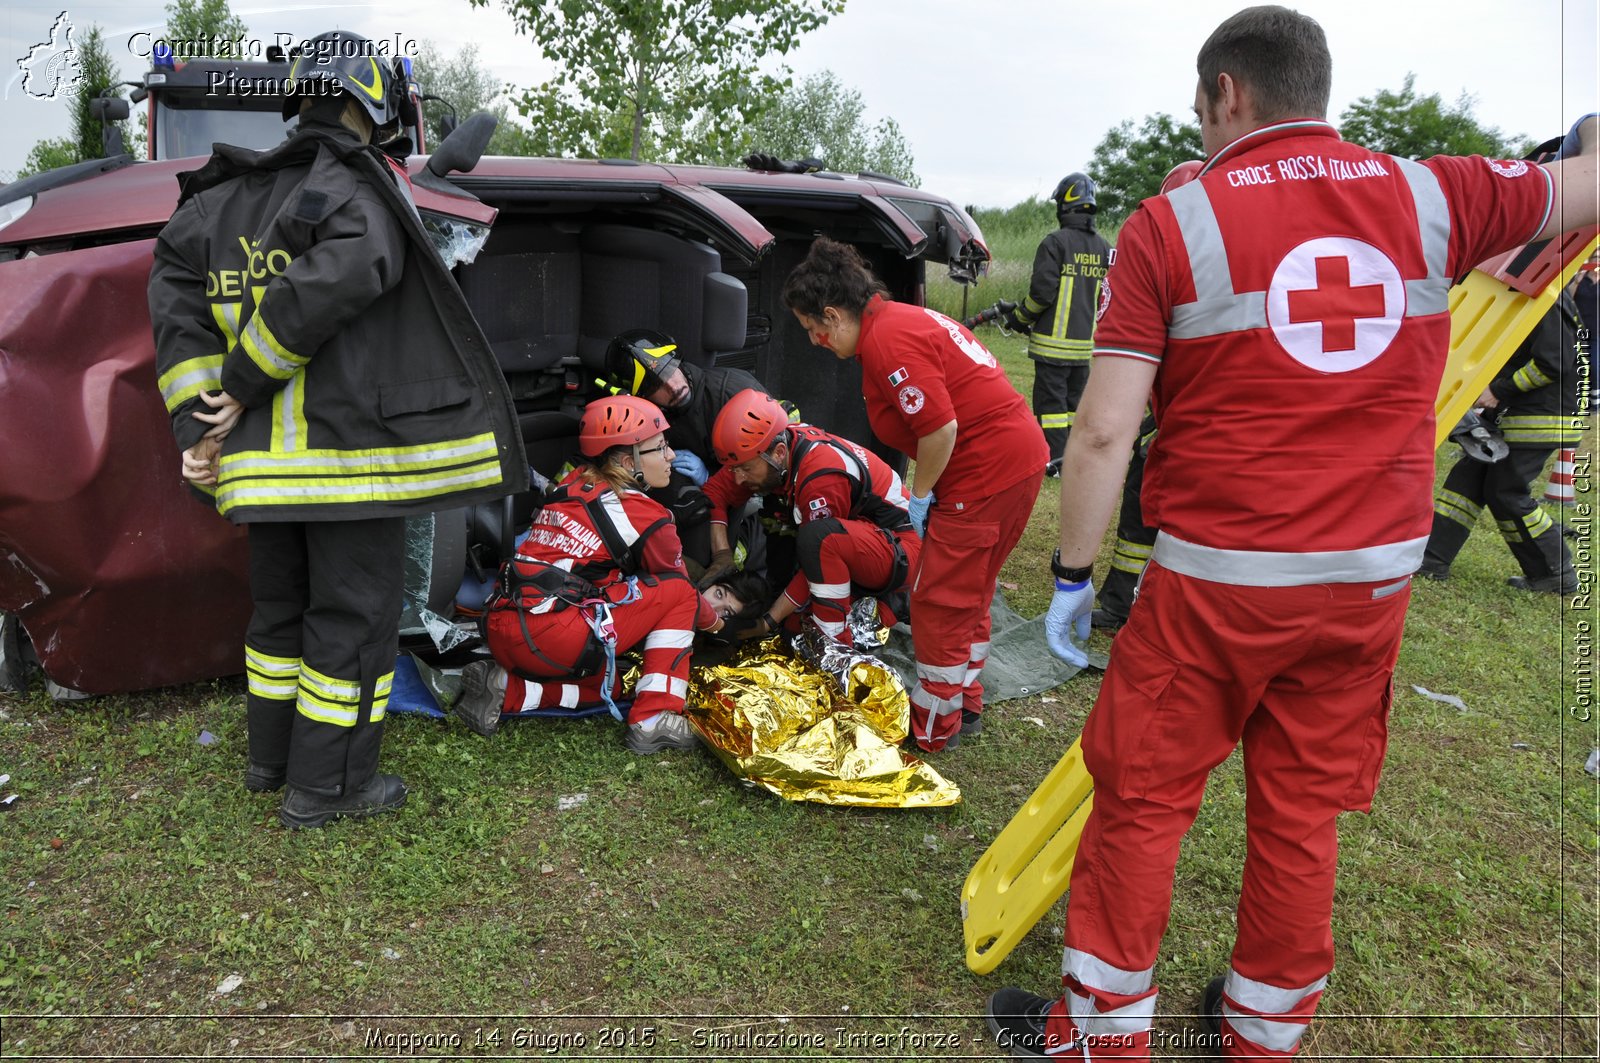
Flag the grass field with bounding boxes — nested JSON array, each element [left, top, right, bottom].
[[1, 271, 1595, 1059]]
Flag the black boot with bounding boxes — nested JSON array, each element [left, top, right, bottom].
[[279, 773, 407, 830], [984, 987, 1052, 1058], [244, 761, 286, 793]]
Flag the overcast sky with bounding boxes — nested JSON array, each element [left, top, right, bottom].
[[3, 0, 1596, 206]]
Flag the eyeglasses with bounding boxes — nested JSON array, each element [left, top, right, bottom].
[[636, 443, 671, 458]]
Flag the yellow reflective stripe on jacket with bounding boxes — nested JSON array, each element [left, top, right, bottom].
[[1510, 361, 1553, 391], [159, 354, 225, 411], [245, 646, 301, 700], [211, 301, 241, 348], [1028, 336, 1095, 360], [296, 662, 393, 727], [219, 433, 499, 476], [1038, 412, 1072, 429], [270, 372, 310, 453], [240, 310, 309, 380], [1499, 414, 1589, 444], [218, 464, 504, 512]]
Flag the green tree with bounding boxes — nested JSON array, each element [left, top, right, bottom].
[[1086, 113, 1204, 232], [71, 25, 128, 161], [467, 0, 844, 162], [1338, 74, 1528, 159], [162, 0, 248, 56], [413, 41, 533, 156], [727, 70, 918, 184], [15, 136, 79, 179]]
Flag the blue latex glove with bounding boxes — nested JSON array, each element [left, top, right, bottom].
[[1045, 576, 1095, 667], [907, 490, 933, 535], [1557, 113, 1598, 160], [671, 449, 710, 486]]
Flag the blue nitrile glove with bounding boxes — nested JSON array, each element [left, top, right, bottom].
[[907, 490, 933, 535], [1045, 576, 1095, 667], [1557, 113, 1599, 160], [671, 449, 710, 486]]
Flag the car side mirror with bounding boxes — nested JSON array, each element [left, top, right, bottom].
[[90, 96, 130, 122], [426, 112, 496, 177], [438, 113, 458, 140]]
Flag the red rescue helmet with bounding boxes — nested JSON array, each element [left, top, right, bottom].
[[712, 389, 788, 465], [1159, 160, 1204, 196], [578, 395, 667, 458]]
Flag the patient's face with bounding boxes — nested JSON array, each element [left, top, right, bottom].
[[702, 583, 750, 621], [645, 367, 691, 410]]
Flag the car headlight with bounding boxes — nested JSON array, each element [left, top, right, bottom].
[[0, 196, 34, 236]]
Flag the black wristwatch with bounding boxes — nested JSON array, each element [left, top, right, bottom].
[[1050, 549, 1093, 584]]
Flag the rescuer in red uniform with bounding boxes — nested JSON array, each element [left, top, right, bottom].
[[782, 239, 1047, 751], [983, 6, 1600, 1059], [454, 396, 727, 754], [702, 389, 920, 646]]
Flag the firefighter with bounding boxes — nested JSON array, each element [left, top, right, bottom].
[[986, 6, 1598, 1058], [148, 31, 527, 830], [601, 328, 772, 578], [701, 389, 920, 646], [455, 396, 727, 752], [782, 238, 1048, 750], [1003, 172, 1113, 471], [1420, 294, 1587, 592]]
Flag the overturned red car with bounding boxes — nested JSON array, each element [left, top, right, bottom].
[[0, 122, 989, 696]]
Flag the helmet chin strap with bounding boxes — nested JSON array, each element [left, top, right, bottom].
[[629, 443, 647, 486]]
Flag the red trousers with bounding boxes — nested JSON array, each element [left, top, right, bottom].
[[485, 576, 699, 726], [790, 519, 918, 644], [1046, 562, 1409, 1059], [907, 470, 1043, 750]]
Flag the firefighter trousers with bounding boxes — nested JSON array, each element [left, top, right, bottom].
[[244, 518, 405, 798], [908, 470, 1043, 750], [486, 575, 699, 725], [794, 518, 918, 644], [1424, 447, 1573, 581], [1032, 359, 1089, 463], [1046, 562, 1408, 1059], [1098, 442, 1155, 622]]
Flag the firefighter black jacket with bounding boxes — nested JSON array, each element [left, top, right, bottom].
[[148, 120, 528, 523], [1016, 212, 1111, 363], [1489, 291, 1590, 447]]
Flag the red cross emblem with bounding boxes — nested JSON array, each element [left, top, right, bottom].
[[1266, 237, 1403, 374], [1286, 256, 1388, 353]]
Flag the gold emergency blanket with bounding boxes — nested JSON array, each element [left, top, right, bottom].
[[666, 628, 960, 808]]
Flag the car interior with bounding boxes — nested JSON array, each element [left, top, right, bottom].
[[410, 203, 927, 642]]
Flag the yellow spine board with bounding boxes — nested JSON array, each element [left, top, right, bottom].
[[961, 738, 1094, 975], [1436, 233, 1599, 446], [961, 233, 1598, 979]]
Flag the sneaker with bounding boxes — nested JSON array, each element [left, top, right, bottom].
[[244, 761, 286, 793], [1090, 608, 1127, 631], [1417, 562, 1451, 581], [1043, 458, 1063, 479], [985, 986, 1052, 1058], [452, 660, 504, 738], [1200, 974, 1226, 1043], [961, 709, 984, 738], [625, 712, 700, 754], [1508, 572, 1577, 594], [279, 773, 407, 830]]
